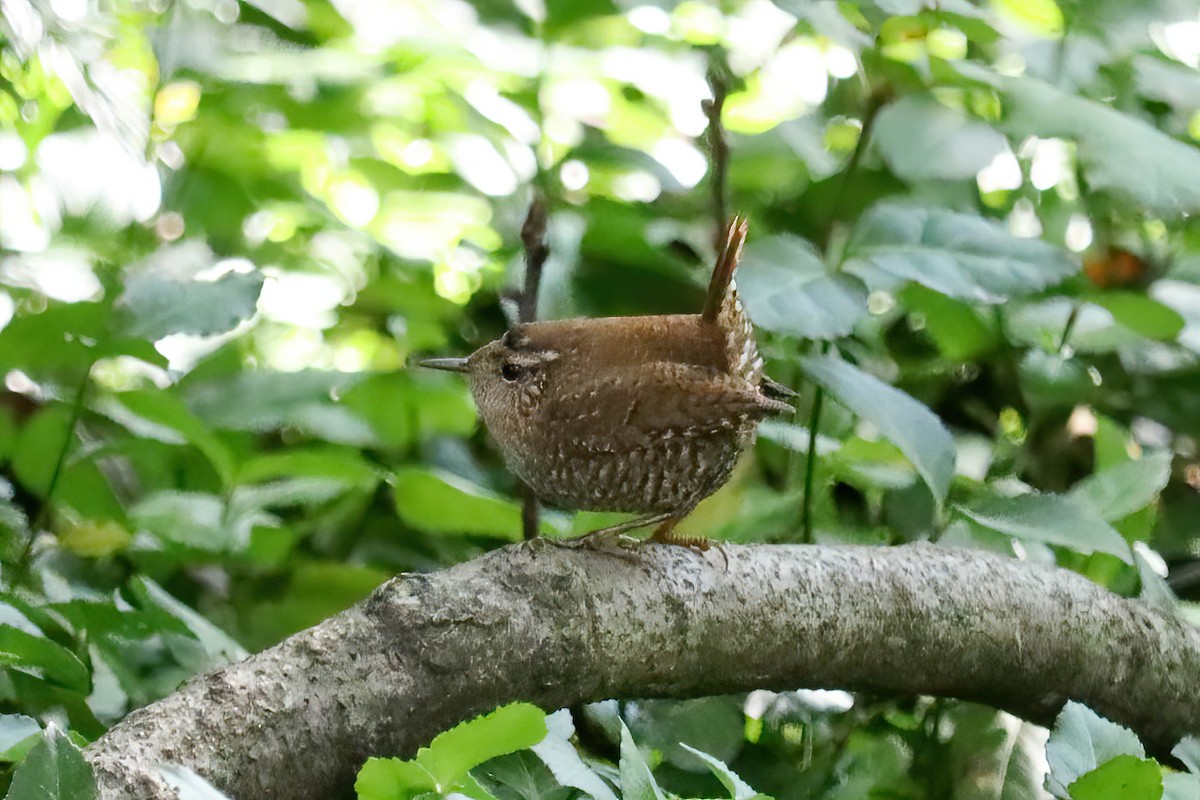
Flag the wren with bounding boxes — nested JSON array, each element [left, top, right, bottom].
[[421, 217, 793, 547]]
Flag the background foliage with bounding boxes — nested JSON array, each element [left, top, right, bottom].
[[2, 0, 1200, 796]]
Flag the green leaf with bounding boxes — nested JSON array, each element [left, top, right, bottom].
[[129, 491, 239, 552], [800, 354, 956, 504], [392, 467, 540, 540], [1174, 737, 1200, 775], [128, 577, 248, 670], [1088, 294, 1186, 342], [677, 744, 759, 800], [738, 235, 868, 340], [626, 697, 744, 772], [355, 757, 437, 800], [873, 94, 1008, 181], [5, 724, 98, 800], [185, 371, 372, 445], [1069, 452, 1172, 522], [844, 205, 1077, 303], [1018, 350, 1094, 410], [0, 624, 91, 694], [0, 715, 41, 762], [991, 71, 1200, 213], [116, 389, 237, 487], [899, 284, 997, 361], [418, 703, 548, 790], [1162, 772, 1200, 800], [530, 711, 618, 800], [11, 406, 74, 497], [115, 242, 264, 339], [958, 493, 1132, 563], [619, 720, 664, 800], [1045, 701, 1146, 797], [1068, 755, 1162, 800]]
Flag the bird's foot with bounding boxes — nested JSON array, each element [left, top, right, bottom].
[[648, 517, 729, 569]]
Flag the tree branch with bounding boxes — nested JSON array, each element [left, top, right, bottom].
[[84, 543, 1200, 799]]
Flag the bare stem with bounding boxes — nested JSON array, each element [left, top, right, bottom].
[[704, 66, 730, 249]]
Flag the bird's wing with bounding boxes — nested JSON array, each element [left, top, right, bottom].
[[546, 362, 792, 453]]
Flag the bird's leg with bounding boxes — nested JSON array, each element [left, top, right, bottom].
[[561, 512, 675, 550], [647, 514, 709, 550]]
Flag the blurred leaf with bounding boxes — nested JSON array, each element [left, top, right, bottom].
[[129, 491, 241, 552], [117, 389, 237, 487], [115, 243, 264, 339], [1088, 294, 1185, 342], [1018, 350, 1094, 409], [185, 371, 372, 445], [1162, 772, 1200, 800], [989, 70, 1200, 214], [801, 354, 956, 503], [874, 94, 1008, 181], [739, 235, 869, 340], [475, 751, 571, 800], [530, 711, 618, 800], [1069, 452, 1172, 522], [392, 467, 536, 540], [239, 561, 389, 646], [4, 724, 97, 800], [128, 577, 248, 670], [1175, 737, 1200, 774], [619, 720, 664, 800], [626, 697, 744, 772], [1067, 754, 1162, 800], [844, 205, 1078, 303], [0, 714, 41, 762], [0, 624, 91, 694], [157, 764, 234, 799], [11, 406, 74, 497], [899, 284, 997, 361], [1045, 702, 1145, 797], [958, 493, 1132, 562], [677, 744, 760, 800]]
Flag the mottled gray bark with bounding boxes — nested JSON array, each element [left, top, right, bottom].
[[84, 542, 1200, 799]]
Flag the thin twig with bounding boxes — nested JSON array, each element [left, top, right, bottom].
[[801, 386, 825, 544], [16, 364, 93, 577], [518, 195, 549, 324], [703, 66, 730, 249], [517, 196, 549, 539]]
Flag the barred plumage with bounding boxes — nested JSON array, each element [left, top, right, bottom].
[[422, 217, 791, 547]]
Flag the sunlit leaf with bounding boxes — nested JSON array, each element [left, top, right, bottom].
[[417, 703, 548, 790], [958, 493, 1132, 562], [1069, 452, 1172, 522], [1045, 702, 1146, 798], [1068, 754, 1162, 800], [115, 242, 264, 339], [619, 719, 664, 800], [973, 67, 1200, 213], [739, 235, 868, 340], [874, 94, 1008, 181], [845, 205, 1077, 303]]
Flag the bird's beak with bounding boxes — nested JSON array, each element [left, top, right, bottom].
[[418, 357, 470, 373]]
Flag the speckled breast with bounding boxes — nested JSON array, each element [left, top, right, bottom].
[[505, 427, 751, 514]]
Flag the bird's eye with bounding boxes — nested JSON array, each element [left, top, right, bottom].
[[500, 363, 522, 382]]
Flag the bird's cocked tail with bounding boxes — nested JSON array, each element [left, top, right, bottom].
[[703, 216, 762, 383]]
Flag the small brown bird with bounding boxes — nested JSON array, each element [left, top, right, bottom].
[[421, 217, 793, 547]]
